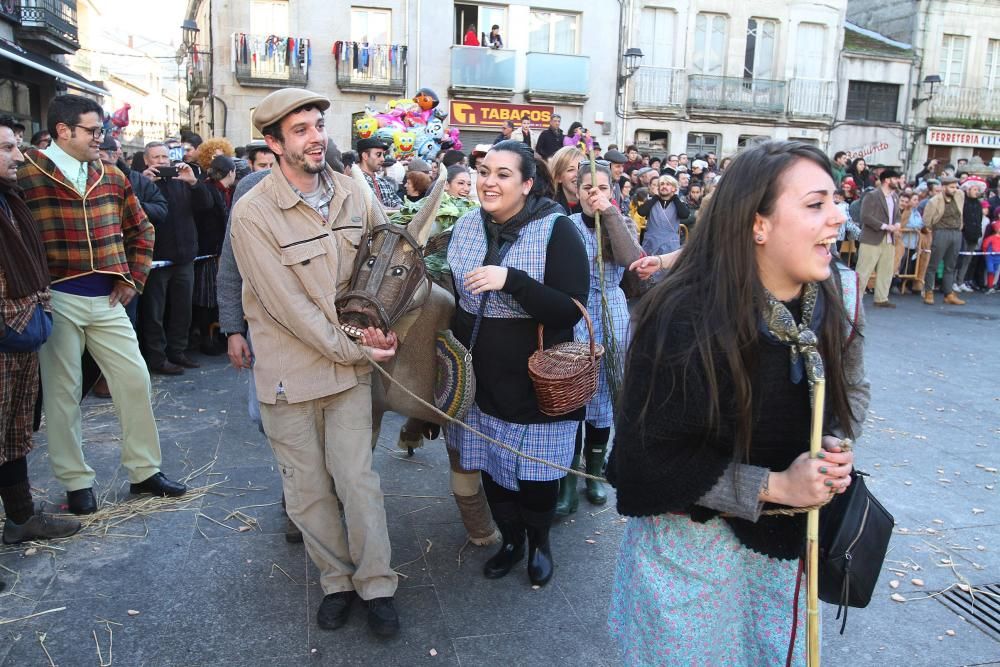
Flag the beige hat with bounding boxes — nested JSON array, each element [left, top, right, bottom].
[[253, 88, 330, 133]]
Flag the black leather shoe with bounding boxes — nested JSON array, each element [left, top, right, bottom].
[[366, 597, 400, 638], [317, 590, 357, 630], [168, 354, 201, 369], [130, 473, 187, 497], [67, 488, 97, 515]]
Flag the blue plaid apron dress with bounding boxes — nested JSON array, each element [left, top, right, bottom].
[[444, 209, 577, 491]]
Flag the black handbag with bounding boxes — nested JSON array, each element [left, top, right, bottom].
[[818, 470, 894, 634]]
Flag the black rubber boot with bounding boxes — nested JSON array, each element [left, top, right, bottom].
[[584, 443, 608, 506], [483, 502, 525, 579], [522, 507, 555, 587], [554, 451, 581, 518]]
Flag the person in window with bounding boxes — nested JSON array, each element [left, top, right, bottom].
[[489, 24, 503, 49], [446, 140, 588, 588], [463, 24, 479, 46], [608, 141, 867, 665]]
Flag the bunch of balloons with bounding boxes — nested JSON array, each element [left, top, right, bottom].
[[354, 88, 462, 161]]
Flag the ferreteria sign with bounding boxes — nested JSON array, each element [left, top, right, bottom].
[[926, 127, 1000, 148], [449, 101, 554, 128]]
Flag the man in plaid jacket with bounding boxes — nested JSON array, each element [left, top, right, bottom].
[[18, 95, 187, 515]]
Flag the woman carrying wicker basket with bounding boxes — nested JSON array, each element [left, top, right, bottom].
[[606, 142, 870, 664], [445, 140, 589, 587], [555, 161, 642, 517]]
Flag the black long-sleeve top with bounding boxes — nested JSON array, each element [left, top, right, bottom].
[[452, 216, 590, 424], [153, 178, 214, 263]]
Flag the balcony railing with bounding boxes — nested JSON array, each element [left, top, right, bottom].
[[928, 85, 1000, 123], [233, 34, 309, 88], [16, 0, 79, 53], [525, 52, 589, 103], [335, 43, 406, 95], [450, 45, 516, 95], [688, 75, 786, 115], [632, 67, 686, 109], [787, 78, 836, 118], [186, 53, 210, 102]]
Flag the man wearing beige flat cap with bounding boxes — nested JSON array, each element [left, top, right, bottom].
[[229, 88, 402, 637]]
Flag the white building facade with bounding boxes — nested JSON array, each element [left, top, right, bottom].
[[182, 0, 621, 151], [847, 0, 1000, 172], [619, 0, 847, 158]]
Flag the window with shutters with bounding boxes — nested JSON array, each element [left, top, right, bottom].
[[845, 81, 900, 122], [744, 18, 778, 80], [251, 0, 288, 36], [692, 13, 726, 75], [639, 7, 676, 69], [939, 34, 967, 86], [794, 23, 826, 79], [987, 39, 1000, 90], [529, 10, 580, 54]]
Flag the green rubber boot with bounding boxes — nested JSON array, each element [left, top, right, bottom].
[[584, 443, 608, 505], [554, 451, 582, 518]]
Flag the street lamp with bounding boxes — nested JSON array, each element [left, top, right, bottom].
[[619, 47, 644, 147], [911, 74, 942, 110], [181, 20, 200, 49]]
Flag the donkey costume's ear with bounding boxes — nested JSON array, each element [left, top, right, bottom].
[[351, 167, 391, 232], [406, 167, 448, 247]]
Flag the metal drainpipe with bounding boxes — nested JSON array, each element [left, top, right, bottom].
[[415, 0, 421, 86], [207, 0, 216, 136], [906, 0, 932, 176]]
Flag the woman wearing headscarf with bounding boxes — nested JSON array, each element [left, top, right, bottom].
[[446, 140, 589, 588], [608, 141, 870, 664], [555, 161, 641, 517]]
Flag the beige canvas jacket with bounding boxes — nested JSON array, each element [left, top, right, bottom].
[[230, 164, 370, 404]]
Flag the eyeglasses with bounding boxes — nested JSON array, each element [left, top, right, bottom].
[[72, 125, 106, 139], [578, 159, 610, 168]]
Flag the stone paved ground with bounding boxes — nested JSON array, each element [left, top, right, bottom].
[[0, 292, 998, 666]]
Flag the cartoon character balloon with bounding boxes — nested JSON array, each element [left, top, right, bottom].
[[393, 130, 417, 159], [374, 127, 397, 147], [413, 88, 439, 111], [355, 116, 378, 140], [415, 135, 441, 161], [424, 118, 445, 141]]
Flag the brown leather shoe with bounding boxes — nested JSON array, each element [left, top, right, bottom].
[[873, 301, 897, 308], [944, 292, 966, 305], [92, 376, 111, 399], [149, 361, 184, 375], [168, 354, 201, 369], [922, 291, 935, 305]]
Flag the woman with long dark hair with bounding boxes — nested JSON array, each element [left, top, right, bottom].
[[555, 162, 641, 517], [446, 140, 589, 587], [607, 141, 870, 663], [847, 157, 873, 190]]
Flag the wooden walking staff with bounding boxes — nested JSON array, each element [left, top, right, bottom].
[[806, 378, 826, 667]]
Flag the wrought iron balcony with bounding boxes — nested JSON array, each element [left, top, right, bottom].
[[335, 43, 406, 95], [687, 75, 786, 115], [787, 78, 836, 119], [632, 67, 686, 111], [928, 85, 1000, 124], [16, 0, 79, 54], [233, 34, 309, 88], [186, 51, 210, 103], [449, 45, 516, 99], [525, 52, 589, 105]]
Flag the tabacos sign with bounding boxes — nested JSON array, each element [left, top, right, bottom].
[[449, 101, 554, 128]]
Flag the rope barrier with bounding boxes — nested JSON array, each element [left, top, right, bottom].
[[359, 347, 607, 482]]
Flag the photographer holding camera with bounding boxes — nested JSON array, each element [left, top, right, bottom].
[[140, 141, 213, 375]]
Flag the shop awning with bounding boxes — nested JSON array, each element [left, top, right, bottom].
[[0, 38, 108, 97]]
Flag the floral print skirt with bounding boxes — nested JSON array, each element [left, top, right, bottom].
[[609, 514, 806, 666]]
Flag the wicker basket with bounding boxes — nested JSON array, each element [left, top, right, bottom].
[[528, 298, 604, 417]]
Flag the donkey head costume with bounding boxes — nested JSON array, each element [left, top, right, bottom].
[[336, 167, 448, 338]]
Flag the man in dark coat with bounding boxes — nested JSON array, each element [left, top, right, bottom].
[[534, 114, 563, 160]]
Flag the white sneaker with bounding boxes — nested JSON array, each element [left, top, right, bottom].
[[956, 283, 970, 293]]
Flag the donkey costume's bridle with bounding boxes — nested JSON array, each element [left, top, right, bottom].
[[335, 223, 429, 333]]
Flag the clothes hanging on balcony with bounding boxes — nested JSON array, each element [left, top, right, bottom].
[[231, 33, 311, 76], [331, 41, 406, 81]]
